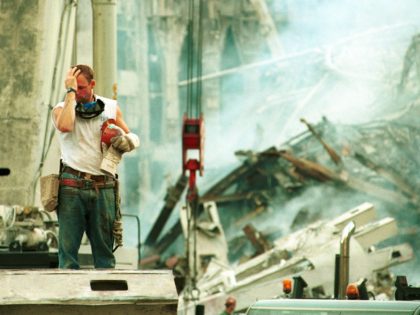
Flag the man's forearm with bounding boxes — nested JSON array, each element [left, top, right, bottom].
[[56, 93, 76, 132]]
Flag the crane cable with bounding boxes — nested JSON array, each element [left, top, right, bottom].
[[184, 0, 204, 302], [186, 0, 204, 119]]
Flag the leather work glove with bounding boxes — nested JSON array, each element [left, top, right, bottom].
[[100, 142, 122, 176], [111, 133, 140, 153]]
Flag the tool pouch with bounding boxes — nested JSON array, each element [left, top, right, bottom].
[[40, 174, 59, 212]]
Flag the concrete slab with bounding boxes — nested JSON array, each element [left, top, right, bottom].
[[0, 269, 178, 315]]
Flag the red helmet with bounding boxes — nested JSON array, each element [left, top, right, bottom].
[[101, 119, 124, 147]]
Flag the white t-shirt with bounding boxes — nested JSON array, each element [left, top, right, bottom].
[[53, 95, 117, 175]]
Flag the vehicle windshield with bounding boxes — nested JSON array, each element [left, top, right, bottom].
[[247, 300, 420, 315]]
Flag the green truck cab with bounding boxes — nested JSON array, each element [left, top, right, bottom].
[[246, 299, 420, 315]]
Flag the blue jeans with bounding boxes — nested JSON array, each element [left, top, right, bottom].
[[58, 172, 116, 269]]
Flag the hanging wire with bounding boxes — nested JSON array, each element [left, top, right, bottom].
[[186, 0, 194, 118], [192, 192, 199, 296], [195, 0, 204, 117], [184, 0, 205, 301], [31, 1, 76, 204], [185, 0, 204, 119], [191, 0, 204, 292]]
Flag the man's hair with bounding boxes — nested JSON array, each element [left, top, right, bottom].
[[72, 64, 94, 82], [225, 297, 236, 307]]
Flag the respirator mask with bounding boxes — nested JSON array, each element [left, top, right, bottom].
[[75, 98, 105, 119]]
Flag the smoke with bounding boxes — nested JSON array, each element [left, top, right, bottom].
[[203, 1, 420, 159], [197, 0, 420, 280], [119, 1, 420, 280], [197, 0, 420, 198]]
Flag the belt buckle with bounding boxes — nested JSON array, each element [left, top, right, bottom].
[[81, 173, 94, 189], [82, 179, 94, 189]]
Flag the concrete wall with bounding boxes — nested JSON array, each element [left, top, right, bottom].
[[0, 0, 75, 205]]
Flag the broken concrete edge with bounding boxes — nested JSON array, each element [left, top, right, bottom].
[[0, 269, 179, 305]]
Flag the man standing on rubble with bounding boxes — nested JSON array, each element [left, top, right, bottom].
[[220, 296, 236, 315], [52, 65, 140, 269]]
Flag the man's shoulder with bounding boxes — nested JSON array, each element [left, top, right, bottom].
[[54, 101, 65, 109], [96, 95, 117, 106], [219, 311, 229, 315]]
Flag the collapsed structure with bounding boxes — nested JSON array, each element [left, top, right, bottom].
[[143, 114, 420, 262], [141, 112, 420, 312]]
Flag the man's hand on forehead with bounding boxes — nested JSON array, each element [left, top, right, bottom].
[[65, 67, 81, 90], [71, 67, 81, 77]]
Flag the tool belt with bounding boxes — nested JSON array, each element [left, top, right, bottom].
[[60, 166, 115, 190], [60, 178, 115, 189], [62, 166, 114, 181]]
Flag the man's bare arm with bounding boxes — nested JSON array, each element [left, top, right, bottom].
[[115, 106, 130, 133], [112, 105, 140, 152], [53, 67, 80, 132]]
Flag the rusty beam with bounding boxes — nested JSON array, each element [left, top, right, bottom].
[[155, 221, 183, 254], [148, 148, 283, 255], [300, 118, 342, 165], [199, 190, 268, 204], [263, 149, 411, 205], [243, 224, 272, 256], [144, 175, 187, 247]]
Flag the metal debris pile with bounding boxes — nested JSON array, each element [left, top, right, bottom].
[[143, 116, 420, 271]]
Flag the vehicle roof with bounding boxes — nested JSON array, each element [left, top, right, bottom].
[[249, 299, 420, 312]]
